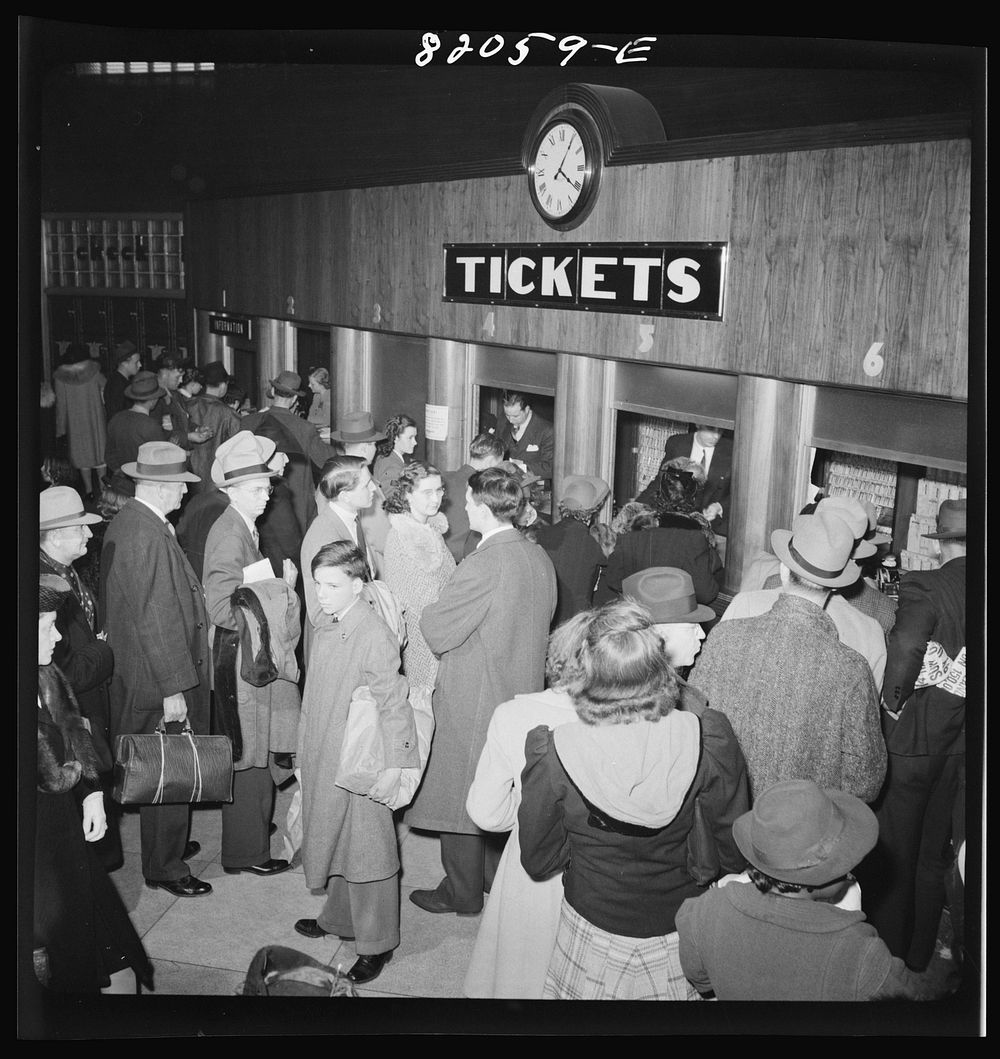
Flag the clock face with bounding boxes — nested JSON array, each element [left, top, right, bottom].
[[532, 121, 589, 220]]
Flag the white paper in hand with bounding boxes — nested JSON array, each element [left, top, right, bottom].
[[242, 558, 274, 584]]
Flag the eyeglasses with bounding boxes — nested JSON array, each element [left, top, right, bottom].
[[243, 484, 273, 497]]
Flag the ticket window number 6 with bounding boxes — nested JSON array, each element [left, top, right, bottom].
[[863, 342, 885, 378]]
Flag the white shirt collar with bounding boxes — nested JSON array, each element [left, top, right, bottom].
[[134, 496, 168, 523], [477, 524, 512, 547], [232, 504, 258, 538]]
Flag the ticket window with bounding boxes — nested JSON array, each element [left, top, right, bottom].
[[478, 385, 555, 515], [295, 327, 334, 424], [229, 346, 259, 413]]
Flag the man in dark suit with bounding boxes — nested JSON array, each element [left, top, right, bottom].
[[864, 499, 967, 972], [636, 424, 734, 537], [100, 441, 212, 898], [40, 485, 121, 869], [102, 340, 141, 422], [495, 390, 555, 482], [440, 432, 505, 561]]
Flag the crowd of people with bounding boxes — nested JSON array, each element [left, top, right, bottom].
[[33, 374, 968, 1002]]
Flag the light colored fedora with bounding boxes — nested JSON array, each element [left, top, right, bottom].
[[329, 410, 387, 444], [211, 431, 279, 487], [39, 486, 103, 530], [733, 779, 878, 887], [815, 496, 887, 558], [622, 567, 716, 624], [122, 441, 200, 482], [560, 474, 610, 512], [771, 510, 861, 589]]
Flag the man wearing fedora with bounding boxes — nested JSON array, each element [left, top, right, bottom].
[[691, 510, 887, 803], [100, 441, 213, 898], [533, 475, 611, 626], [863, 499, 967, 973], [203, 432, 300, 879], [102, 340, 142, 422], [242, 371, 337, 543], [185, 361, 243, 491], [104, 371, 169, 497], [40, 486, 121, 869], [723, 500, 888, 694], [676, 779, 925, 1000]]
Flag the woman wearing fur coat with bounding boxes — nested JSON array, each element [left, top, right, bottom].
[[35, 574, 152, 994], [381, 461, 456, 696]]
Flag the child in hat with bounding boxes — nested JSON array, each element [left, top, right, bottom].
[[675, 779, 931, 1000]]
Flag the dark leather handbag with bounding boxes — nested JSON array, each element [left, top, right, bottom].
[[113, 719, 234, 805]]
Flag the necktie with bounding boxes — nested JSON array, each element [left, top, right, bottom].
[[355, 518, 369, 563], [699, 449, 707, 471]]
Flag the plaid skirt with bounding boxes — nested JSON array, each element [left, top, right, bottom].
[[543, 899, 700, 1001]]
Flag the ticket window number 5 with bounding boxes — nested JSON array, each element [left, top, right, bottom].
[[863, 342, 885, 378]]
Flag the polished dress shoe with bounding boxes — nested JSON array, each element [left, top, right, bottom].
[[347, 951, 392, 985], [183, 840, 201, 860], [224, 858, 290, 877], [293, 918, 354, 941], [145, 874, 212, 898], [408, 888, 480, 916]]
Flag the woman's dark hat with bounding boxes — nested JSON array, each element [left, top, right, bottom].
[[923, 499, 967, 540], [329, 410, 387, 443], [733, 779, 878, 886], [202, 360, 231, 387], [622, 567, 716, 624], [124, 371, 166, 402], [270, 370, 306, 397], [39, 573, 72, 614]]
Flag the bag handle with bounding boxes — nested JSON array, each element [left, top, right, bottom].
[[153, 718, 203, 803]]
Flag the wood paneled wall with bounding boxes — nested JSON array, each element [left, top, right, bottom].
[[187, 139, 969, 400]]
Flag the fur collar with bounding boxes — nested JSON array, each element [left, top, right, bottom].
[[37, 664, 102, 793], [388, 512, 449, 569], [54, 360, 102, 384]]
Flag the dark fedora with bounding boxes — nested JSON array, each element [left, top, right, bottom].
[[124, 371, 166, 402], [270, 370, 306, 397], [923, 499, 967, 540], [732, 779, 878, 887], [202, 360, 231, 388], [329, 410, 386, 444], [113, 338, 138, 364], [122, 441, 200, 483], [622, 567, 716, 624], [771, 510, 861, 589]]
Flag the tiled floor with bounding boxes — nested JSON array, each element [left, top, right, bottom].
[[114, 780, 483, 1000]]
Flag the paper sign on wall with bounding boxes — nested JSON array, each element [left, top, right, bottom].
[[424, 404, 449, 441]]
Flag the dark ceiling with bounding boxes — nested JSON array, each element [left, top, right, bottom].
[[21, 26, 985, 213]]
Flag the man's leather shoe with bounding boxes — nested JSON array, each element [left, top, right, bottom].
[[183, 840, 201, 860], [408, 888, 480, 916], [293, 918, 354, 941], [347, 951, 392, 985], [146, 874, 212, 898], [224, 858, 290, 877]]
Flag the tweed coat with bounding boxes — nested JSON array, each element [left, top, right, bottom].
[[690, 593, 886, 802], [100, 499, 211, 737], [203, 504, 301, 769], [636, 433, 733, 537], [53, 360, 107, 470], [496, 413, 555, 480], [595, 518, 720, 607], [298, 600, 419, 887], [404, 527, 557, 835]]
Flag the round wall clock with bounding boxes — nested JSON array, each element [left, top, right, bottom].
[[527, 110, 603, 231]]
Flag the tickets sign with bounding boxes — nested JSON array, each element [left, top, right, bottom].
[[443, 242, 726, 320]]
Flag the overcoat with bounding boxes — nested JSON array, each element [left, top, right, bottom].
[[405, 527, 557, 834], [53, 360, 107, 471], [298, 600, 419, 888], [184, 393, 243, 491], [533, 517, 608, 627], [203, 504, 301, 769], [100, 498, 210, 737]]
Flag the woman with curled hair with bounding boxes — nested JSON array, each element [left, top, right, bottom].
[[306, 367, 331, 430], [373, 413, 418, 493], [382, 461, 456, 697], [518, 598, 749, 1001]]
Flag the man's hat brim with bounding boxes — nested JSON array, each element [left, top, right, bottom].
[[771, 528, 860, 588], [122, 463, 200, 482]]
